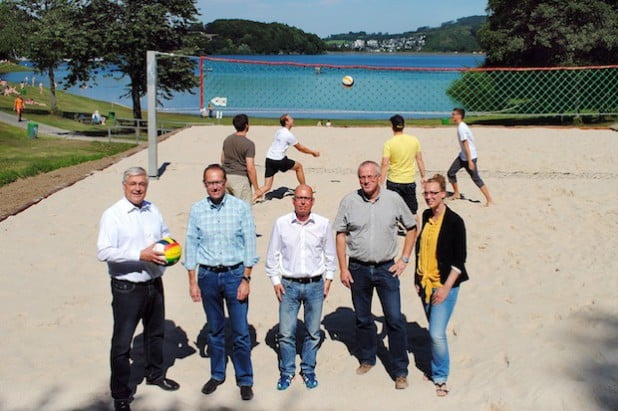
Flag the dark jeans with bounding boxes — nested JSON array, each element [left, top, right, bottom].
[[386, 180, 418, 214], [110, 277, 165, 400], [349, 260, 409, 377]]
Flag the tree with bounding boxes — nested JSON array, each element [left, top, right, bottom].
[[11, 0, 85, 114], [0, 1, 26, 60], [479, 0, 618, 67], [202, 19, 327, 55], [12, 1, 198, 119], [93, 0, 199, 119]]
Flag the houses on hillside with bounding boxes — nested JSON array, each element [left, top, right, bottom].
[[337, 35, 427, 52]]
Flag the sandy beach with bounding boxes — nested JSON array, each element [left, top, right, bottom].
[[1, 124, 616, 411]]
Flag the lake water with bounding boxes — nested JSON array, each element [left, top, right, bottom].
[[5, 53, 484, 119]]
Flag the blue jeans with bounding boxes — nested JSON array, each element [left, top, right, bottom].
[[110, 278, 165, 400], [422, 286, 459, 384], [198, 265, 253, 386], [349, 260, 409, 377], [278, 278, 325, 377]]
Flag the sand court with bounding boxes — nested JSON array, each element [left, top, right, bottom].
[[1, 125, 616, 410]]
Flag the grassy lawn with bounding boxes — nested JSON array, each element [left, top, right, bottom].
[[0, 75, 212, 135], [0, 62, 30, 74], [0, 121, 135, 186]]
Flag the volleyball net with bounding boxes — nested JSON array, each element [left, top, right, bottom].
[[155, 53, 618, 119]]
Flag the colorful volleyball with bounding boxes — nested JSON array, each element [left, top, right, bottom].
[[154, 237, 182, 266], [342, 75, 354, 88]]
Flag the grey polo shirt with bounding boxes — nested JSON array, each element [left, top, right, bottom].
[[334, 188, 416, 263]]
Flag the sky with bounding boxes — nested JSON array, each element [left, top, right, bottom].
[[196, 0, 488, 38]]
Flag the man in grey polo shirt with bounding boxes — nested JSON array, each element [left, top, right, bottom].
[[334, 160, 417, 390]]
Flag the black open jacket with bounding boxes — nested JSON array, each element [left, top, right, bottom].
[[415, 206, 469, 288]]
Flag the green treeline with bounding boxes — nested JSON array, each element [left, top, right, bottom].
[[447, 1, 618, 118], [422, 16, 485, 53], [479, 0, 617, 67], [192, 16, 485, 54], [325, 16, 486, 53], [195, 19, 327, 55]]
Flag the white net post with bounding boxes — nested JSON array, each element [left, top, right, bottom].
[[147, 50, 158, 178]]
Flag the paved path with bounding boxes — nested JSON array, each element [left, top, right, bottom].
[[0, 110, 108, 141], [0, 109, 77, 136]]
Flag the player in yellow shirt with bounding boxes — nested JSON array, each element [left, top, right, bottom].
[[380, 114, 426, 217]]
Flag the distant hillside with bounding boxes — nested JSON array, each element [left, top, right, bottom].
[[325, 15, 486, 53], [199, 19, 327, 55]]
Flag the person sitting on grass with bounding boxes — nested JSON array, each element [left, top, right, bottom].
[[92, 110, 106, 125], [24, 98, 46, 106]]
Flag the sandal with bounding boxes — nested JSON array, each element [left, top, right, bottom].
[[435, 383, 449, 397]]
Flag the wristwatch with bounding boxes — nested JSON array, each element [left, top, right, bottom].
[[401, 257, 410, 264], [242, 275, 251, 283]]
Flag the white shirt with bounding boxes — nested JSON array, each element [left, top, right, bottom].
[[266, 127, 298, 160], [97, 197, 169, 282], [457, 121, 478, 161], [265, 212, 337, 286]]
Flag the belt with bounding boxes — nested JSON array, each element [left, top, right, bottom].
[[349, 258, 393, 267], [201, 262, 243, 273], [112, 277, 159, 285], [283, 276, 323, 284]]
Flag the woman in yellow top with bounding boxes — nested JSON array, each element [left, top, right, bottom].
[[415, 174, 469, 397]]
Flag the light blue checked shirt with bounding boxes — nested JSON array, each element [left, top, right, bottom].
[[184, 193, 258, 270]]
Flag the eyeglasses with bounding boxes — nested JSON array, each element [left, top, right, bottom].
[[293, 196, 313, 201], [422, 191, 442, 197], [204, 180, 225, 187], [124, 181, 147, 188]]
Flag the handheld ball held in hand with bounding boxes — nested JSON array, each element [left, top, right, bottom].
[[342, 75, 354, 88], [154, 237, 182, 266]]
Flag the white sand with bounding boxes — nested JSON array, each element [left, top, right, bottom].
[[1, 125, 616, 411]]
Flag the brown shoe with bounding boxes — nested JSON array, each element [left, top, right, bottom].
[[395, 376, 408, 389], [356, 363, 374, 375]]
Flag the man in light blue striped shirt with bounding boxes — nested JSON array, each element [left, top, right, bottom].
[[184, 164, 259, 401]]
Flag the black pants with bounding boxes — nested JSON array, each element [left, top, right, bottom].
[[110, 277, 165, 400], [386, 180, 418, 214]]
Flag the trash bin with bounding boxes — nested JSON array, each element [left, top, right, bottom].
[[441, 118, 450, 125], [108, 111, 116, 121], [27, 122, 38, 138]]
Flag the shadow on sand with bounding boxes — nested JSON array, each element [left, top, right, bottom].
[[5, 320, 199, 411], [264, 321, 326, 358], [194, 321, 259, 359], [321, 306, 431, 379], [262, 186, 294, 202], [568, 310, 618, 410]]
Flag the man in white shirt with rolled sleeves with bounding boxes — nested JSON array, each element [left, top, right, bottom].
[[97, 166, 179, 411], [264, 184, 337, 391]]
